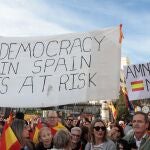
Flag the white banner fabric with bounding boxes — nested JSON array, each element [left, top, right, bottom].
[[0, 26, 121, 107], [124, 62, 150, 100]]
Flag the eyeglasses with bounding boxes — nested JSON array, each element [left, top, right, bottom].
[[94, 126, 106, 131], [48, 116, 57, 119], [71, 134, 80, 138]]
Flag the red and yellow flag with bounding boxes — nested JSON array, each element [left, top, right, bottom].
[[131, 80, 144, 91], [0, 123, 21, 150], [121, 86, 134, 112], [108, 102, 117, 120], [32, 123, 43, 144]]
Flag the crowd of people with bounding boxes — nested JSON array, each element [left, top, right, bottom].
[[0, 110, 150, 150]]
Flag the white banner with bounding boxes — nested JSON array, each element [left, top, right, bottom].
[[0, 26, 121, 107], [124, 62, 150, 100]]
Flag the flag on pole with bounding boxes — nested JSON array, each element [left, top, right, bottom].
[[108, 102, 117, 120], [121, 86, 134, 112], [0, 123, 21, 150], [32, 123, 43, 144]]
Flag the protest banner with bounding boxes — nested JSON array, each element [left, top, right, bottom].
[[124, 62, 150, 100], [0, 25, 121, 107]]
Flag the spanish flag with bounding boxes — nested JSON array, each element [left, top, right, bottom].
[[121, 86, 134, 112], [48, 122, 66, 136], [131, 80, 144, 91], [108, 102, 117, 120], [32, 123, 43, 144], [0, 123, 21, 150]]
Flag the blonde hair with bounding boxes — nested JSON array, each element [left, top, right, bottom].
[[38, 127, 52, 141]]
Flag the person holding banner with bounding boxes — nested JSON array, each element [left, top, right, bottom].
[[123, 112, 150, 150]]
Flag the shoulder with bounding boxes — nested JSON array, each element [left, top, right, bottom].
[[85, 142, 92, 150], [51, 148, 65, 150], [123, 132, 134, 141], [104, 139, 116, 150], [35, 142, 44, 149]]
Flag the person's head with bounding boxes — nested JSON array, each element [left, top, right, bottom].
[[71, 127, 81, 144], [117, 139, 131, 150], [0, 113, 4, 121], [72, 119, 78, 127], [66, 116, 73, 126], [38, 127, 52, 148], [11, 119, 30, 144], [132, 111, 149, 139], [53, 129, 71, 149], [147, 112, 150, 121], [83, 117, 91, 128], [15, 112, 24, 120], [90, 118, 107, 144], [119, 120, 125, 128], [109, 123, 124, 142], [47, 110, 58, 127]]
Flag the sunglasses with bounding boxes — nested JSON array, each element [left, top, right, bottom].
[[94, 126, 106, 131], [68, 119, 73, 121]]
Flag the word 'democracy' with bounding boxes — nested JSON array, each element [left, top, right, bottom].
[[0, 36, 103, 93], [0, 26, 121, 107]]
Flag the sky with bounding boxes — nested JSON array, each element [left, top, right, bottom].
[[0, 0, 150, 65]]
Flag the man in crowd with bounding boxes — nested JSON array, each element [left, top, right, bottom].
[[123, 111, 150, 150], [65, 116, 74, 131], [47, 110, 65, 136]]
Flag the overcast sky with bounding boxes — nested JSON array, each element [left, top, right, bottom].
[[0, 0, 150, 64]]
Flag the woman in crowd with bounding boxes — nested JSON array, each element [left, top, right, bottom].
[[11, 119, 35, 150], [51, 129, 72, 150], [85, 118, 116, 150], [35, 127, 53, 150], [71, 127, 82, 150], [80, 126, 90, 150], [108, 123, 124, 144]]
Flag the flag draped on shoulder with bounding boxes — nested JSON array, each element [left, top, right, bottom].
[[0, 123, 21, 150], [49, 122, 66, 136]]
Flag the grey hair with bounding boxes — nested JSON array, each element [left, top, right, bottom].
[[53, 129, 71, 149], [71, 127, 82, 135]]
